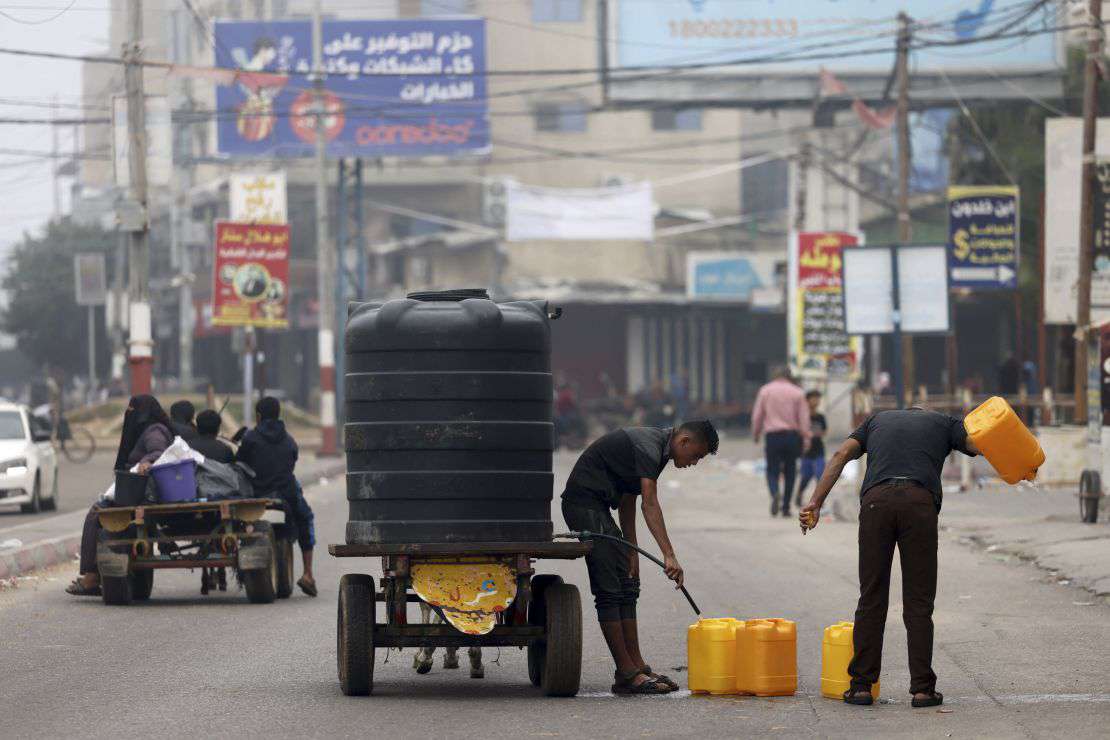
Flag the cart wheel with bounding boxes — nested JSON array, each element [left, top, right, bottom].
[[274, 537, 295, 599], [241, 522, 277, 604], [1080, 470, 1101, 524], [130, 570, 154, 601], [337, 573, 375, 696], [101, 575, 133, 606], [541, 583, 582, 697], [527, 574, 564, 687]]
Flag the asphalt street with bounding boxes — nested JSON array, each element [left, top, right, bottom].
[[1, 440, 1108, 739]]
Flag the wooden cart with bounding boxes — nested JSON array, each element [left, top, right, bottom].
[[330, 541, 592, 697], [95, 498, 294, 606]]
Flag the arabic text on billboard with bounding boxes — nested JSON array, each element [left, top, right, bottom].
[[792, 232, 860, 377], [615, 1, 1059, 72], [212, 222, 291, 329], [947, 185, 1019, 289], [215, 19, 488, 158]]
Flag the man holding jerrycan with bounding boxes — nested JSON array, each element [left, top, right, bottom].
[[799, 400, 1043, 709]]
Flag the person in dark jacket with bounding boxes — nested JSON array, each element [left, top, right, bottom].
[[235, 396, 316, 596], [67, 395, 173, 596], [191, 409, 234, 464], [169, 399, 199, 444]]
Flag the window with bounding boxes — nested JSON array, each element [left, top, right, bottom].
[[421, 0, 471, 15], [0, 411, 25, 441], [651, 108, 702, 132], [533, 0, 582, 23], [741, 155, 789, 216], [535, 102, 587, 132]]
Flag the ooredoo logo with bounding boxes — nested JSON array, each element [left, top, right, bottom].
[[289, 90, 346, 143], [355, 118, 475, 147]]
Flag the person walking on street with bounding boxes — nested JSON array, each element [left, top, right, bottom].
[[798, 408, 979, 709], [561, 420, 718, 694], [796, 389, 827, 506], [752, 367, 810, 518]]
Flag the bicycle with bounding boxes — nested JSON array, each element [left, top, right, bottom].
[[56, 416, 96, 464]]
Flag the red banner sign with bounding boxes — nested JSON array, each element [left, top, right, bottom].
[[793, 231, 861, 377], [212, 221, 290, 329]]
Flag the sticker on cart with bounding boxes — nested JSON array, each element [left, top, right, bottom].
[[411, 562, 517, 635]]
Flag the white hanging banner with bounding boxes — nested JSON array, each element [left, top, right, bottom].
[[230, 172, 288, 224], [504, 181, 654, 241]]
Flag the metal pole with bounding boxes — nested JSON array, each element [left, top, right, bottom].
[[244, 327, 255, 426], [891, 247, 905, 409], [313, 1, 338, 455], [896, 12, 914, 405], [1075, 0, 1101, 425], [51, 96, 60, 216], [124, 0, 152, 394], [88, 305, 97, 401]]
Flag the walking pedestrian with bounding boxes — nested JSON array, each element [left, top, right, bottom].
[[751, 367, 810, 518], [798, 407, 980, 708], [796, 389, 827, 507]]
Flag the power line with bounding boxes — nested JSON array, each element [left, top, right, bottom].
[[0, 0, 76, 25]]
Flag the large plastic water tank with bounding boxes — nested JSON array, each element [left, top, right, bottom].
[[343, 289, 554, 544]]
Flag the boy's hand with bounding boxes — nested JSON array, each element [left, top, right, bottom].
[[663, 554, 684, 589]]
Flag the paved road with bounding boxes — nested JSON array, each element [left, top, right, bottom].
[[2, 441, 1108, 738], [0, 452, 115, 523]]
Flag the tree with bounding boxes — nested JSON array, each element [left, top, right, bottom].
[[1, 218, 116, 379]]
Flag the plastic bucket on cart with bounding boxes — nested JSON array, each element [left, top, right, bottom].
[[114, 470, 149, 507], [151, 460, 197, 503]]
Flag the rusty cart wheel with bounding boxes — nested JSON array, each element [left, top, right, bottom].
[[541, 583, 582, 697], [1080, 469, 1101, 524], [241, 522, 277, 604], [130, 570, 154, 601], [274, 536, 295, 599], [337, 573, 375, 696], [101, 575, 133, 606], [527, 574, 564, 687]]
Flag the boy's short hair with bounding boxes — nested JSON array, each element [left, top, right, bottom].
[[806, 389, 822, 400], [170, 399, 195, 424], [196, 409, 221, 436], [256, 396, 281, 421], [677, 419, 719, 455]]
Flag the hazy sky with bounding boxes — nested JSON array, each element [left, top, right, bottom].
[[0, 2, 112, 256]]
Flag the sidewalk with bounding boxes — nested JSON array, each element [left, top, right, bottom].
[[0, 454, 346, 582]]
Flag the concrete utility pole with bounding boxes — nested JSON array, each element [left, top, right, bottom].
[[1075, 0, 1102, 425], [313, 1, 338, 455], [895, 12, 913, 408], [124, 0, 153, 394]]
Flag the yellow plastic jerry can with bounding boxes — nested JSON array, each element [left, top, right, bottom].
[[964, 396, 1045, 484], [821, 621, 880, 700], [735, 618, 797, 697], [687, 618, 742, 694]]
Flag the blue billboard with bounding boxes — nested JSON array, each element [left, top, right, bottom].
[[214, 19, 488, 158], [615, 1, 1059, 72]]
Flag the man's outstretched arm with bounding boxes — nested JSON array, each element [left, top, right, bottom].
[[640, 478, 683, 588], [799, 437, 863, 533]]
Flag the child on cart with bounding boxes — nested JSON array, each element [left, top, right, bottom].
[[235, 396, 317, 596]]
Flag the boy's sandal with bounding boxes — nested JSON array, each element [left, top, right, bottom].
[[843, 688, 874, 705], [64, 579, 101, 596], [911, 691, 943, 708], [640, 665, 680, 692], [296, 576, 318, 597], [612, 670, 672, 695]]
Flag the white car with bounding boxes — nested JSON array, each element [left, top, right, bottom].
[[0, 403, 58, 513]]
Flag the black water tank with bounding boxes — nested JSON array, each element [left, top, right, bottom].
[[344, 289, 554, 544]]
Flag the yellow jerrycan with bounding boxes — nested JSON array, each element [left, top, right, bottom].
[[963, 396, 1045, 484], [687, 618, 742, 694], [821, 621, 880, 699], [735, 618, 797, 696]]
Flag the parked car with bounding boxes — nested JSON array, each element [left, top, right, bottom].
[[0, 402, 58, 513]]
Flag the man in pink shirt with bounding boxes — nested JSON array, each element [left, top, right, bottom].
[[751, 367, 811, 518]]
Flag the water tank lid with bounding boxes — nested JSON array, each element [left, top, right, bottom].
[[406, 288, 490, 302]]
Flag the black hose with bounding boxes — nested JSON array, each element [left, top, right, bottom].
[[554, 531, 701, 616]]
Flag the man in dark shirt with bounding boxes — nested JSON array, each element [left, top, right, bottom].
[[236, 397, 317, 596], [561, 419, 719, 695], [191, 409, 234, 463], [798, 408, 979, 709], [796, 389, 827, 506]]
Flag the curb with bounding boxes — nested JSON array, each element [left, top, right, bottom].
[[0, 534, 81, 582]]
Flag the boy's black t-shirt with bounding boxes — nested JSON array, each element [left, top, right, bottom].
[[561, 427, 671, 510], [805, 413, 827, 459]]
